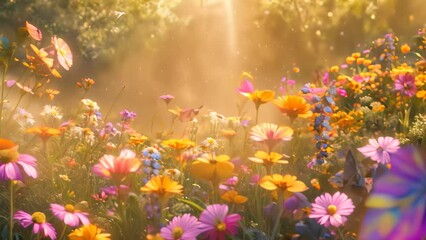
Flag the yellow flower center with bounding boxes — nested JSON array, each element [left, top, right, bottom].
[[172, 226, 183, 239], [327, 205, 337, 215], [0, 148, 19, 164], [31, 212, 46, 223], [216, 221, 227, 231], [65, 204, 75, 213]]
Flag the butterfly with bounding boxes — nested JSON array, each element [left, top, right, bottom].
[[51, 36, 73, 70], [342, 149, 368, 203], [25, 21, 42, 41]]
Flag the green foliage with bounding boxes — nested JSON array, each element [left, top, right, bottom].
[[0, 0, 182, 61]]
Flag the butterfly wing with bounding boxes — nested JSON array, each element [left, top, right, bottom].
[[26, 21, 42, 41]]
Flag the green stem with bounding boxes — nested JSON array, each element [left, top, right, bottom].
[[9, 180, 14, 240], [4, 93, 24, 128], [59, 225, 67, 240], [0, 64, 9, 137], [255, 104, 260, 124], [270, 194, 284, 240], [337, 226, 345, 240], [103, 85, 126, 123]]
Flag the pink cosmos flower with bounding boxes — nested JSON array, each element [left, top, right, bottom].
[[92, 149, 141, 184], [0, 139, 37, 181], [199, 204, 241, 240], [160, 214, 201, 240], [395, 73, 417, 97], [309, 192, 355, 227], [14, 210, 56, 239], [357, 136, 400, 164], [50, 203, 90, 227]]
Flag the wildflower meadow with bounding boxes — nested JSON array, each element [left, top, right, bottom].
[[1, 4, 426, 240]]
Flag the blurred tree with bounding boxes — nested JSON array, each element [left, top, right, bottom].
[[0, 0, 183, 61]]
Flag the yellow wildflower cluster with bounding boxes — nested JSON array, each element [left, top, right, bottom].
[[332, 110, 364, 133]]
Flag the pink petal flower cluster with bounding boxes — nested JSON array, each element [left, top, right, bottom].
[[14, 210, 56, 239], [160, 214, 201, 240], [309, 192, 355, 227], [50, 203, 90, 227], [92, 149, 141, 184], [0, 138, 37, 181], [198, 204, 241, 240], [357, 136, 400, 164]]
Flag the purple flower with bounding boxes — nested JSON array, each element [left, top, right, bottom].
[[357, 136, 400, 164], [309, 192, 355, 227], [160, 214, 201, 240], [50, 203, 90, 227], [0, 139, 37, 181], [395, 73, 417, 97], [360, 147, 426, 239], [14, 211, 56, 239], [160, 94, 175, 105], [120, 110, 137, 122], [199, 204, 241, 240]]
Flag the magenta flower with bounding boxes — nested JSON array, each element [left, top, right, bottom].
[[236, 80, 254, 97], [160, 214, 201, 240], [395, 73, 417, 97], [0, 138, 37, 181], [120, 110, 136, 122], [50, 203, 90, 227], [357, 136, 400, 164], [360, 147, 426, 239], [14, 211, 56, 239], [309, 192, 355, 227], [199, 204, 241, 240]]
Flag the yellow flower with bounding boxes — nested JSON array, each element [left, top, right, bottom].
[[161, 139, 195, 151], [68, 224, 111, 240], [273, 95, 312, 122], [416, 90, 426, 100], [189, 154, 234, 183], [129, 133, 148, 146], [330, 65, 339, 73], [248, 90, 275, 107], [346, 80, 363, 94], [141, 175, 183, 199], [249, 151, 288, 166], [221, 190, 248, 204], [260, 174, 308, 198]]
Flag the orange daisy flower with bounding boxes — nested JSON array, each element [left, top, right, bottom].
[[273, 95, 312, 123]]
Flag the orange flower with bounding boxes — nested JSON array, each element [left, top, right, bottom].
[[68, 224, 111, 240], [250, 123, 293, 151], [141, 175, 183, 200], [273, 96, 312, 122], [189, 154, 234, 184], [221, 190, 248, 204], [161, 139, 195, 151], [26, 126, 61, 141], [400, 44, 411, 54]]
